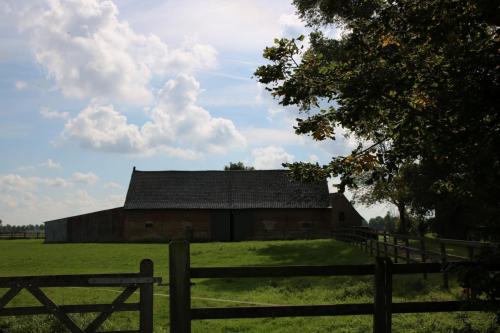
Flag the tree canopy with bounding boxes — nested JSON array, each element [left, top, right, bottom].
[[224, 162, 255, 171], [255, 0, 500, 238], [368, 212, 398, 233]]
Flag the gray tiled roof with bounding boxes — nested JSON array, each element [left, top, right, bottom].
[[124, 169, 330, 209]]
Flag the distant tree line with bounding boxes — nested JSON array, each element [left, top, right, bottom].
[[0, 219, 44, 233], [368, 211, 432, 236]]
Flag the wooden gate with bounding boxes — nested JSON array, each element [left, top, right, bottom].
[[0, 259, 159, 333], [169, 241, 500, 333]]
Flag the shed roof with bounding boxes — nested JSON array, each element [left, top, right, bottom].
[[124, 169, 330, 209]]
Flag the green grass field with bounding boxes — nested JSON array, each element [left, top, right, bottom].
[[0, 239, 497, 333]]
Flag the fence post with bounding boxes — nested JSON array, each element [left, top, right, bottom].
[[170, 240, 191, 333], [467, 246, 474, 261], [404, 238, 410, 263], [376, 236, 380, 256], [393, 236, 398, 263], [383, 232, 388, 257], [374, 257, 392, 333], [440, 243, 449, 288], [420, 239, 427, 279], [139, 259, 154, 333], [370, 239, 374, 256]]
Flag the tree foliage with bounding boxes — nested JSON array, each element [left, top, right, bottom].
[[255, 0, 500, 238], [224, 162, 255, 171], [368, 212, 398, 233]]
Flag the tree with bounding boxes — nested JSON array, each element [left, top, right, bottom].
[[354, 163, 413, 234], [224, 162, 255, 171], [255, 0, 500, 239], [368, 212, 398, 233]]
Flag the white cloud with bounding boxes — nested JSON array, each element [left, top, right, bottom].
[[11, 0, 217, 104], [62, 104, 145, 153], [72, 172, 99, 185], [62, 74, 246, 157], [123, 1, 297, 53], [40, 107, 69, 120], [18, 159, 62, 171], [43, 159, 61, 169], [0, 174, 72, 193], [0, 173, 124, 225], [14, 80, 27, 90], [252, 145, 294, 169]]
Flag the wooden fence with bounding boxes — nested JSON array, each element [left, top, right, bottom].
[[332, 227, 495, 287], [0, 259, 160, 333], [168, 240, 499, 333], [0, 232, 45, 240]]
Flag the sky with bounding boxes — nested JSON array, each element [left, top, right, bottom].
[[0, 0, 390, 225]]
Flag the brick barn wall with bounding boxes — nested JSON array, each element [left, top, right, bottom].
[[123, 209, 211, 242], [252, 208, 332, 240], [124, 208, 332, 242], [330, 194, 364, 229]]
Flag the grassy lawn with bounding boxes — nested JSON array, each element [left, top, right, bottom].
[[0, 239, 497, 333]]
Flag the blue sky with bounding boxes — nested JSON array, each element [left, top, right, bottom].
[[0, 0, 389, 225]]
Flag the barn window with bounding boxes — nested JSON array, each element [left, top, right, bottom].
[[145, 222, 153, 229], [338, 211, 345, 222]]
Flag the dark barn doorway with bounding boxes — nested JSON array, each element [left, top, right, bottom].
[[210, 210, 253, 242]]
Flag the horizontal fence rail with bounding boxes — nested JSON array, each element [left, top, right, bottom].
[[0, 259, 160, 333], [0, 232, 45, 240], [332, 227, 497, 287], [168, 240, 500, 333]]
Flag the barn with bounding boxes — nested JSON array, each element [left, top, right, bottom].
[[45, 168, 363, 242]]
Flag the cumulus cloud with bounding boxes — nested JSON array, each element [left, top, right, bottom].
[[61, 74, 246, 157], [0, 174, 72, 192], [10, 0, 217, 104], [14, 80, 27, 90], [18, 159, 62, 171], [0, 173, 123, 224], [252, 145, 294, 169], [72, 172, 99, 185], [40, 107, 69, 120], [4, 0, 245, 159], [62, 104, 145, 153]]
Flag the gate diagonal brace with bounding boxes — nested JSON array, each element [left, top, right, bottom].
[[26, 284, 84, 333], [0, 286, 22, 310], [84, 285, 138, 333]]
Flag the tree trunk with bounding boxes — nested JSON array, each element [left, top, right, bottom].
[[397, 202, 408, 234]]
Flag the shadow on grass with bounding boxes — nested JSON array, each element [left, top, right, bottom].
[[192, 240, 375, 295], [192, 240, 441, 300], [252, 239, 373, 266]]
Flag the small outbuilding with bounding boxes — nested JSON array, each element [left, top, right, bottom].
[[45, 168, 363, 242]]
